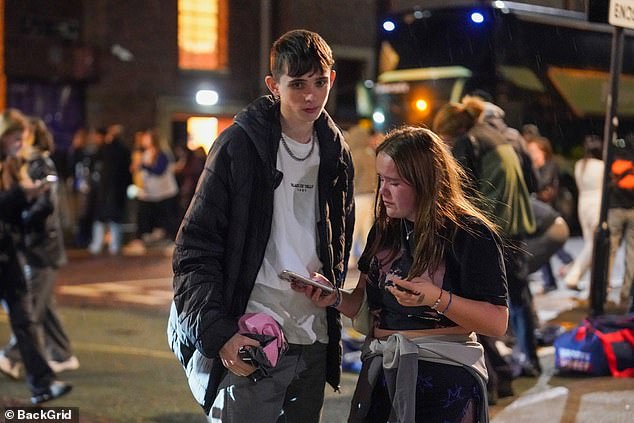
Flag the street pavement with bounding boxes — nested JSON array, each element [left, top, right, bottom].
[[0, 237, 633, 422]]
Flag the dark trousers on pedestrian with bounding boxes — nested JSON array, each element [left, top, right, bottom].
[[506, 238, 541, 370], [208, 342, 327, 423], [480, 334, 514, 402], [1, 247, 55, 393], [137, 196, 179, 240], [4, 265, 73, 363]]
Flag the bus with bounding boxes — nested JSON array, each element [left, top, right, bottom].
[[367, 0, 634, 155]]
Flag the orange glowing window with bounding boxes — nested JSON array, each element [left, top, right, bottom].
[[178, 0, 228, 71]]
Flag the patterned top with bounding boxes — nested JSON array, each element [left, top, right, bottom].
[[359, 217, 508, 331]]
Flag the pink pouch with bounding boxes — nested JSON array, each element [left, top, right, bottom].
[[238, 313, 287, 367]]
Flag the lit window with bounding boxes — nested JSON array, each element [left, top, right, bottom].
[[187, 117, 218, 153], [178, 0, 228, 70]]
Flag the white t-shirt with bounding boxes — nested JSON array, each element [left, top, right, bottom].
[[246, 132, 328, 344]]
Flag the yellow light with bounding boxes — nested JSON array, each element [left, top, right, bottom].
[[415, 99, 428, 111]]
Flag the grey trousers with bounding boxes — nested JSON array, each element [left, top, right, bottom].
[[4, 265, 73, 363], [208, 342, 327, 423], [608, 207, 634, 303]]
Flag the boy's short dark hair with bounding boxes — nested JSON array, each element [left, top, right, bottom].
[[269, 29, 334, 80]]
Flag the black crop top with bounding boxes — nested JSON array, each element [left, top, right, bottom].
[[358, 217, 508, 331]]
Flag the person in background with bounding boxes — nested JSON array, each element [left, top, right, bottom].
[[563, 135, 604, 291], [0, 108, 72, 404], [606, 133, 634, 311], [0, 118, 79, 378], [346, 121, 383, 266], [433, 96, 540, 395], [123, 129, 179, 255], [173, 142, 206, 224], [68, 127, 104, 248], [299, 126, 507, 422], [526, 136, 574, 292], [87, 124, 131, 256], [167, 29, 354, 421]]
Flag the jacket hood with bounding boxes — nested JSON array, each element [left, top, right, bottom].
[[234, 95, 280, 166], [468, 120, 507, 153], [233, 95, 349, 175]]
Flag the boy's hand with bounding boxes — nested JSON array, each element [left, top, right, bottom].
[[219, 333, 259, 377], [290, 272, 338, 307]]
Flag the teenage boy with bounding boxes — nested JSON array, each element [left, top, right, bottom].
[[168, 29, 354, 422]]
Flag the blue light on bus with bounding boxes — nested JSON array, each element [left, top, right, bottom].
[[383, 20, 396, 32], [470, 12, 485, 24]]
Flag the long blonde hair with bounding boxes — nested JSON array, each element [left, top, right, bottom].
[[369, 126, 497, 279]]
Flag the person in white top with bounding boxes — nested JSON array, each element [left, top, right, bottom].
[[563, 135, 604, 290], [168, 30, 355, 422]]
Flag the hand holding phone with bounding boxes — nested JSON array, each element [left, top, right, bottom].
[[279, 270, 335, 294], [384, 274, 419, 295]]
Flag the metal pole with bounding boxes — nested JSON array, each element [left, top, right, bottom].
[[589, 25, 624, 316]]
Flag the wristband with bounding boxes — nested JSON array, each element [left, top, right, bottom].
[[430, 287, 443, 311], [438, 290, 452, 315], [329, 287, 342, 308]]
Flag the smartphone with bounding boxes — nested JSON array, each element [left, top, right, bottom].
[[238, 346, 255, 364], [279, 270, 335, 294], [384, 279, 417, 295]]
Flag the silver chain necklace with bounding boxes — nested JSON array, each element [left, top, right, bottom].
[[280, 131, 315, 161]]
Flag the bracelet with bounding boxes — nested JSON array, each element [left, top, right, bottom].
[[438, 291, 453, 315], [329, 287, 342, 308], [430, 287, 444, 311]]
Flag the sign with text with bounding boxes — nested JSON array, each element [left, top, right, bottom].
[[609, 0, 634, 29]]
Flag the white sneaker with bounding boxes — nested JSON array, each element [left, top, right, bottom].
[[0, 353, 22, 380], [48, 356, 80, 374]]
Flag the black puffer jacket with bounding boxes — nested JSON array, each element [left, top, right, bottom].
[[21, 153, 67, 268], [170, 96, 355, 412], [0, 185, 28, 278]]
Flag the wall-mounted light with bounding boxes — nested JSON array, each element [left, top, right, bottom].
[[195, 89, 219, 106], [111, 44, 134, 62]]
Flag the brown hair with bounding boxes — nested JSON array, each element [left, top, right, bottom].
[[527, 136, 553, 161], [369, 126, 498, 279], [29, 117, 55, 154], [431, 96, 486, 139], [269, 29, 334, 80]]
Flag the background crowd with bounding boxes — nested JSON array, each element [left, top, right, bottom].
[[0, 107, 207, 404], [1, 81, 632, 413]]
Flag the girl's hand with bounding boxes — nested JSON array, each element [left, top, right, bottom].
[[20, 178, 49, 201], [290, 272, 338, 308], [385, 275, 436, 308]]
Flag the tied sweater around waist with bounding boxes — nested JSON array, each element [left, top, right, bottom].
[[348, 332, 489, 423]]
